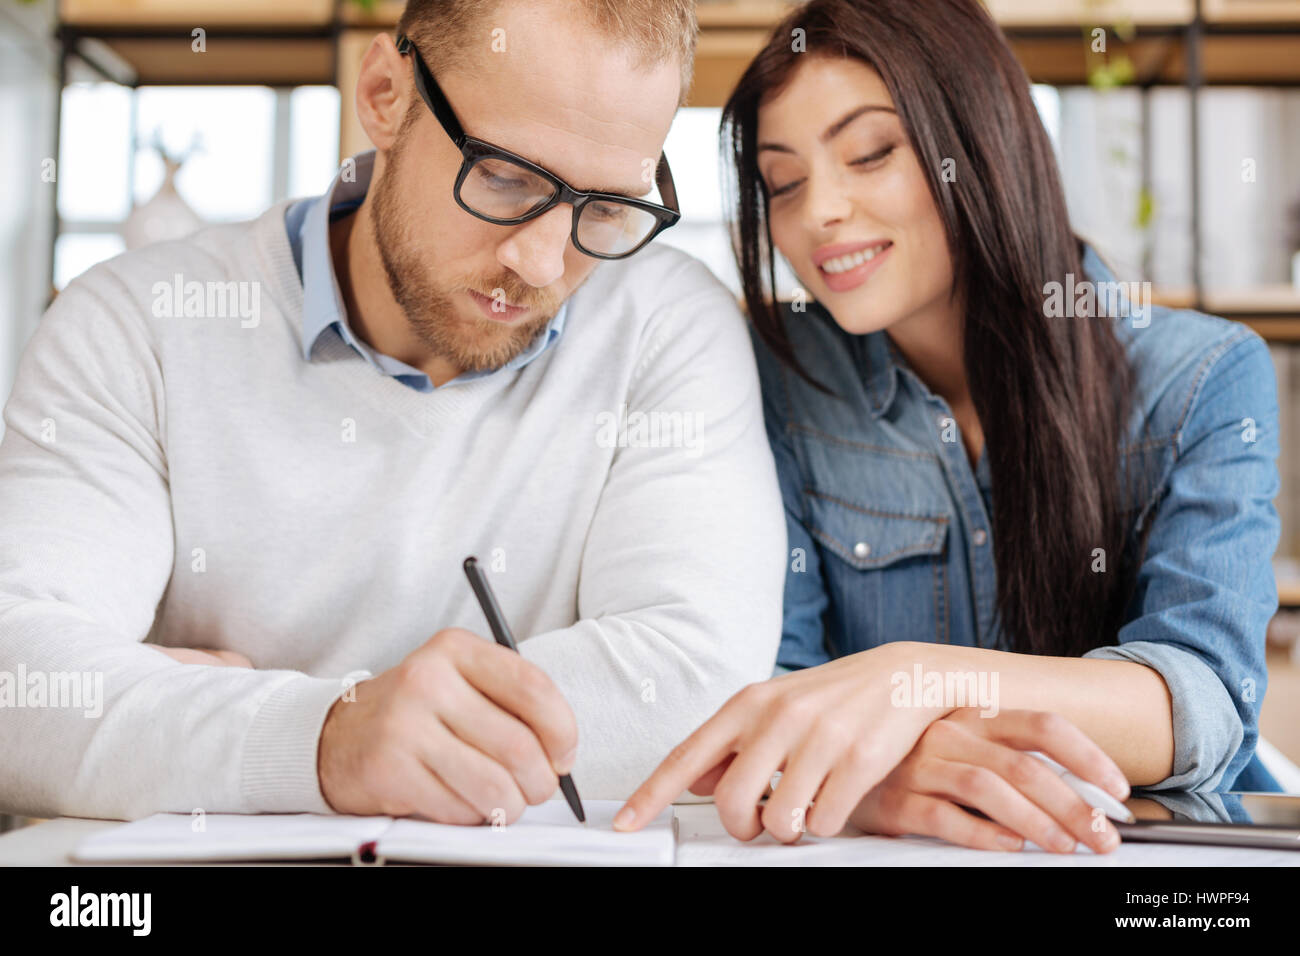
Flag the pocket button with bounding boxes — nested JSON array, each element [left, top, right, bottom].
[[853, 541, 871, 559]]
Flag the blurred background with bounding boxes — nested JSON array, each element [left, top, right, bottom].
[[2, 0, 1299, 781]]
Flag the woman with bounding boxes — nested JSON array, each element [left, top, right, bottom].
[[614, 0, 1280, 852]]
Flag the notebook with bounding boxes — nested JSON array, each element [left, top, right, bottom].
[[71, 799, 676, 866]]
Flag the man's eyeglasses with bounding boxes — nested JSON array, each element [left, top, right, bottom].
[[396, 34, 680, 260]]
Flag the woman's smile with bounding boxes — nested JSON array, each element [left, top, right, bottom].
[[814, 239, 893, 292]]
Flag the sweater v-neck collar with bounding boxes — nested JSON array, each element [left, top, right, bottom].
[[252, 199, 514, 438]]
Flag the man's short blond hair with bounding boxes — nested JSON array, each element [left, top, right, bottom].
[[396, 0, 699, 106]]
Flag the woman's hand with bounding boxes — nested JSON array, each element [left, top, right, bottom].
[[850, 708, 1129, 853], [614, 643, 954, 842], [150, 646, 253, 668]]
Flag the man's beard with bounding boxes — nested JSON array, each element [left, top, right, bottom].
[[369, 148, 561, 375]]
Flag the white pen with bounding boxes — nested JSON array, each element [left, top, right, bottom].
[[1027, 750, 1137, 823]]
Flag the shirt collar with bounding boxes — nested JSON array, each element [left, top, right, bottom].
[[294, 149, 568, 391], [859, 327, 900, 419]]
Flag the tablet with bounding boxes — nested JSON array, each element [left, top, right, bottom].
[[1116, 792, 1300, 850]]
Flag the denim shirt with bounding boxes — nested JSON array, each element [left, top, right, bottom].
[[752, 247, 1281, 792]]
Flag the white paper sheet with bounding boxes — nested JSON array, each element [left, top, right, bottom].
[[378, 800, 675, 866], [72, 812, 392, 863], [673, 818, 1300, 867], [71, 800, 675, 866]]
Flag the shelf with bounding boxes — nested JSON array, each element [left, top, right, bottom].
[[698, 12, 1300, 96], [338, 1, 406, 29], [57, 0, 1300, 91], [1208, 286, 1300, 313], [1241, 319, 1300, 341], [1203, 0, 1300, 25], [58, 0, 337, 87], [83, 37, 335, 86], [698, 0, 1205, 31], [695, 0, 1300, 33], [690, 30, 767, 107], [696, 2, 800, 29], [986, 0, 1194, 28], [1151, 286, 1300, 341], [1150, 33, 1300, 84], [1156, 286, 1300, 311], [1007, 35, 1181, 85], [60, 0, 334, 28]]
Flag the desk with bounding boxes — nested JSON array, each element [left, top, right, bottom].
[[1, 804, 1296, 866]]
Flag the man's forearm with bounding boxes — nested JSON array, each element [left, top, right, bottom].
[[0, 604, 346, 819]]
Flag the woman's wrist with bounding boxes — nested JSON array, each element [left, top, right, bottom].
[[870, 640, 963, 725]]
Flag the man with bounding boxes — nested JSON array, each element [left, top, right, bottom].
[[0, 0, 784, 823]]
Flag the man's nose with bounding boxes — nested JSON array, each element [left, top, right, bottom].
[[497, 204, 572, 288]]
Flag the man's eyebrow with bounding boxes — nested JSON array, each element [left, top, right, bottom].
[[574, 180, 653, 199], [757, 104, 897, 154], [483, 129, 658, 198], [520, 155, 651, 198]]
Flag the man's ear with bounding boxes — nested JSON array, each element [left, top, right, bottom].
[[354, 33, 412, 151]]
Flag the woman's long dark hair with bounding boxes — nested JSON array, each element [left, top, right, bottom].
[[723, 0, 1139, 657]]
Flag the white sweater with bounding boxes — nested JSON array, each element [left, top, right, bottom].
[[0, 201, 785, 820]]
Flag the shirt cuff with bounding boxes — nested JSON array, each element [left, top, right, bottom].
[[240, 674, 351, 813], [1083, 640, 1243, 790]]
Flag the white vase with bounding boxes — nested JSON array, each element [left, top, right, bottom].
[[122, 155, 204, 251]]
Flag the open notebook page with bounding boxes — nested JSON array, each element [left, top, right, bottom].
[[72, 812, 392, 863], [71, 800, 675, 866], [378, 800, 675, 866]]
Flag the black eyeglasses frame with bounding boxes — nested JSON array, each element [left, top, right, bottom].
[[395, 33, 681, 260]]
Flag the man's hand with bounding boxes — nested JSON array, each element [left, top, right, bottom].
[[317, 627, 577, 825]]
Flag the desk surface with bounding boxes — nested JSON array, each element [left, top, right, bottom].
[[2, 805, 1297, 866]]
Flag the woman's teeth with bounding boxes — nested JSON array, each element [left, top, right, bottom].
[[821, 243, 889, 274]]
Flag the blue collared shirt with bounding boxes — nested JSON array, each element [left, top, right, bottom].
[[755, 245, 1282, 793], [284, 150, 567, 391]]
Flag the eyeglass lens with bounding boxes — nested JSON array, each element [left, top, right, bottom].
[[460, 155, 662, 257]]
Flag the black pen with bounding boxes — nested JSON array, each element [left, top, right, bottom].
[[462, 556, 586, 824]]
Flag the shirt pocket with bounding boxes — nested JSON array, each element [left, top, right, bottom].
[[803, 489, 951, 650]]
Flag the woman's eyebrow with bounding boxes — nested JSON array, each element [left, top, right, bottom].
[[757, 103, 897, 154]]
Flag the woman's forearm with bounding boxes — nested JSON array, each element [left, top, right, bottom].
[[884, 641, 1175, 785]]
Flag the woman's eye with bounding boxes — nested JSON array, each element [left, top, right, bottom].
[[768, 179, 803, 198], [851, 144, 896, 167]]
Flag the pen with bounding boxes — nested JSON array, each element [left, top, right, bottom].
[[1027, 751, 1136, 824], [462, 556, 586, 824]]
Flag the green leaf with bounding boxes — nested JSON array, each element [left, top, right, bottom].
[[1134, 188, 1155, 230]]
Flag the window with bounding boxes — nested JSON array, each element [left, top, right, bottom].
[[55, 83, 340, 290]]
